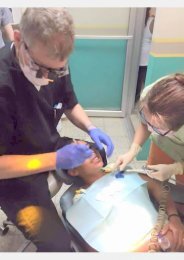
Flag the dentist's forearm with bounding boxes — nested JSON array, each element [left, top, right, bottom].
[[65, 104, 93, 132], [0, 153, 56, 179]]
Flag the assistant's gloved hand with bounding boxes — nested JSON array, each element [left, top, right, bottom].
[[147, 162, 184, 181], [56, 143, 92, 170], [115, 143, 141, 171], [88, 126, 114, 157]]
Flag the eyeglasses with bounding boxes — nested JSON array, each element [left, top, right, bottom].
[[23, 42, 69, 80], [139, 109, 171, 136]]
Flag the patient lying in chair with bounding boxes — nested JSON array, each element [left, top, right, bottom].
[[60, 141, 184, 252]]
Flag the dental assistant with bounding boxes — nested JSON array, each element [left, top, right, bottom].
[[0, 8, 113, 252], [116, 73, 184, 182]]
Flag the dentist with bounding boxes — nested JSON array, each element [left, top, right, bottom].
[[0, 8, 113, 252]]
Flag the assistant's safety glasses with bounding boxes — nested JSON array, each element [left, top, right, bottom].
[[139, 109, 171, 136], [23, 41, 69, 79]]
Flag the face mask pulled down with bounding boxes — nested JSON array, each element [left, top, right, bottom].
[[18, 43, 51, 91]]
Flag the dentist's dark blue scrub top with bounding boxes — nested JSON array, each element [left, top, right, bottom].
[[0, 42, 78, 157]]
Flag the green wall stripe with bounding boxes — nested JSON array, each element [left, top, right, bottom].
[[137, 138, 151, 161], [145, 55, 184, 85], [69, 39, 127, 110]]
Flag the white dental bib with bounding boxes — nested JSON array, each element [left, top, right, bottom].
[[66, 172, 158, 252]]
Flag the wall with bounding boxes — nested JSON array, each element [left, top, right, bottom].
[[146, 8, 184, 85], [68, 8, 129, 35], [70, 39, 127, 110], [68, 8, 130, 110], [11, 8, 25, 24]]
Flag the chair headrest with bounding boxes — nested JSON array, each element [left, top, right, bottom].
[[56, 168, 77, 185]]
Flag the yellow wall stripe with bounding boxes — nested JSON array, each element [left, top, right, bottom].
[[150, 52, 184, 57], [152, 38, 184, 43], [75, 24, 128, 30]]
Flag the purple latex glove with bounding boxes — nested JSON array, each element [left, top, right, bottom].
[[56, 143, 92, 170], [88, 127, 114, 157]]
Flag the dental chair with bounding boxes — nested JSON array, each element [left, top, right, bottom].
[[59, 146, 107, 252], [0, 170, 63, 252], [60, 183, 96, 252], [59, 165, 184, 253]]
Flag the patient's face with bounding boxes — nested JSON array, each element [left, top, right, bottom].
[[70, 141, 104, 179]]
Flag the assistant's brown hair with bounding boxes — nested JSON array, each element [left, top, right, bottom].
[[141, 73, 184, 131]]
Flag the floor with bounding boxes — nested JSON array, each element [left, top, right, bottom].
[[0, 114, 145, 252]]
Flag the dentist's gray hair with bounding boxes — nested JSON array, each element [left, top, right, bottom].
[[20, 8, 74, 60]]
